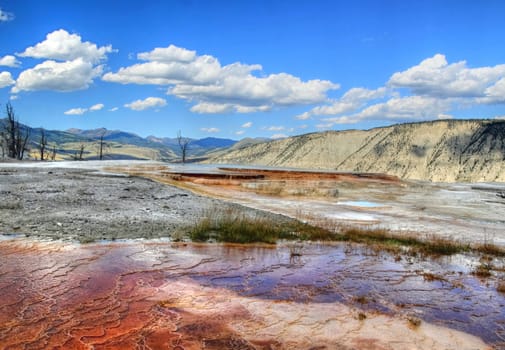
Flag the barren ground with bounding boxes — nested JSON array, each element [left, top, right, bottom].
[[0, 162, 289, 242]]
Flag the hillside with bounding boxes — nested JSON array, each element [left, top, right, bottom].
[[1, 120, 236, 162], [207, 119, 505, 182]]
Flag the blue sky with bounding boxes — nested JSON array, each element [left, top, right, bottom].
[[1, 0, 505, 139]]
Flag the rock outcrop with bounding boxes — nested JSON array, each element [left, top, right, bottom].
[[208, 119, 505, 182]]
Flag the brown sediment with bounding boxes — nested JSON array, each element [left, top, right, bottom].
[[0, 238, 499, 349]]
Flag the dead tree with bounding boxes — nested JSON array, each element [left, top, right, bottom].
[[78, 143, 85, 160], [2, 103, 30, 160], [0, 131, 6, 158], [38, 129, 48, 161], [50, 144, 57, 161], [97, 132, 107, 160], [177, 130, 190, 164]]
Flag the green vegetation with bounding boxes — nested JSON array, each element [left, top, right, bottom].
[[189, 207, 505, 258], [190, 208, 330, 244]]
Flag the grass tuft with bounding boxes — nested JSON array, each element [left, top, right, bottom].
[[472, 263, 493, 278], [189, 207, 331, 244], [189, 206, 505, 258], [497, 281, 505, 293]]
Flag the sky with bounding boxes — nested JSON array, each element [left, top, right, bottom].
[[0, 0, 505, 140]]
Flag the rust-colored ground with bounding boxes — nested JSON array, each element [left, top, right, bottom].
[[0, 239, 497, 349]]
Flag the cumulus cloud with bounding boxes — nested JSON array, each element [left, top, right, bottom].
[[190, 102, 233, 114], [89, 103, 104, 111], [64, 108, 87, 115], [109, 107, 119, 112], [235, 130, 245, 135], [103, 44, 338, 113], [10, 29, 114, 94], [298, 87, 388, 120], [18, 29, 114, 63], [241, 121, 253, 128], [137, 45, 196, 63], [0, 8, 14, 22], [0, 72, 14, 88], [388, 54, 505, 99], [201, 127, 220, 133], [479, 77, 505, 104], [64, 103, 105, 115], [124, 97, 167, 111], [323, 96, 451, 125], [312, 87, 388, 115], [0, 55, 20, 67], [11, 58, 102, 93], [303, 54, 505, 127]]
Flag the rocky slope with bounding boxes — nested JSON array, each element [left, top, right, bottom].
[[207, 119, 505, 182]]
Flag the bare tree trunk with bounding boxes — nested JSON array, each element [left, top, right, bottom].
[[50, 144, 57, 161], [79, 144, 85, 160], [39, 129, 47, 161], [177, 130, 190, 164], [98, 133, 105, 160]]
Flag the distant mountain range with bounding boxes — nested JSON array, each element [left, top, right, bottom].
[[3, 118, 505, 182], [0, 120, 249, 161]]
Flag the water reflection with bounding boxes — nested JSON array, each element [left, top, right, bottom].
[[0, 238, 502, 349]]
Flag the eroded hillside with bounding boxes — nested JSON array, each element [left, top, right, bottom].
[[208, 120, 505, 182]]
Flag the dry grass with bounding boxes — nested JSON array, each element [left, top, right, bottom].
[[189, 206, 505, 259], [189, 207, 334, 244], [472, 263, 493, 278], [407, 315, 422, 328], [497, 281, 505, 293], [422, 272, 447, 282]]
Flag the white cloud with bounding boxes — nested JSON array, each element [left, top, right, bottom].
[[235, 105, 271, 113], [19, 29, 114, 63], [11, 58, 102, 93], [235, 130, 245, 135], [388, 54, 505, 99], [109, 107, 119, 112], [295, 111, 311, 120], [64, 103, 105, 115], [89, 103, 104, 111], [190, 102, 233, 114], [138, 45, 196, 63], [300, 87, 388, 119], [103, 44, 338, 113], [271, 133, 288, 139], [479, 77, 505, 104], [124, 97, 167, 111], [324, 96, 451, 125], [64, 108, 87, 115], [266, 126, 285, 131], [0, 8, 14, 22], [201, 127, 220, 133], [241, 121, 253, 128], [437, 113, 453, 120], [0, 71, 14, 88], [0, 55, 20, 67]]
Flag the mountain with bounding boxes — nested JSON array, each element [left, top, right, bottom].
[[206, 119, 505, 182], [146, 135, 237, 155], [1, 121, 237, 162]]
